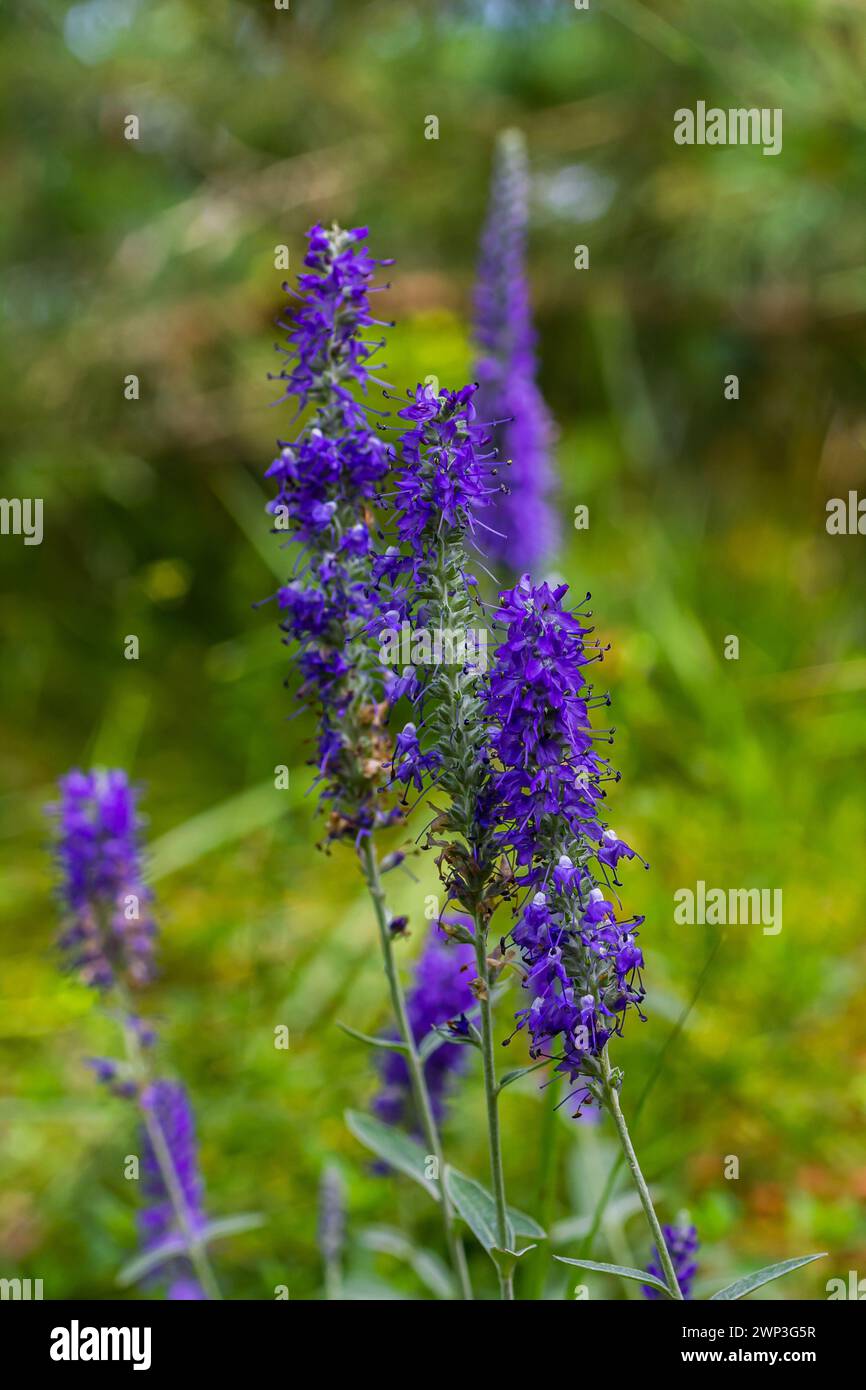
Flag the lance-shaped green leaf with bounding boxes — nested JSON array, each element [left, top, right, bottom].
[[336, 1021, 409, 1052], [447, 1167, 547, 1245], [345, 1110, 441, 1201], [117, 1235, 187, 1287], [509, 1206, 548, 1240], [555, 1255, 673, 1298], [709, 1252, 827, 1301], [445, 1166, 514, 1252]]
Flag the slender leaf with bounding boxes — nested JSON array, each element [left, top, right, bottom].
[[418, 1023, 478, 1062], [497, 1059, 550, 1092], [117, 1236, 187, 1287], [418, 984, 508, 1063], [116, 1212, 265, 1287], [336, 1021, 409, 1052], [345, 1110, 441, 1201], [710, 1253, 827, 1301], [555, 1255, 672, 1298], [197, 1213, 266, 1242]]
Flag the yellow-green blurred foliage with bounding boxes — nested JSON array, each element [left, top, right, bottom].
[[1, 0, 864, 1299]]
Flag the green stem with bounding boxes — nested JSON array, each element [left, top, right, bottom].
[[119, 1003, 222, 1301], [525, 1069, 560, 1300], [579, 939, 723, 1261], [324, 1257, 343, 1302], [358, 838, 473, 1301], [600, 1047, 683, 1300], [473, 926, 513, 1300]]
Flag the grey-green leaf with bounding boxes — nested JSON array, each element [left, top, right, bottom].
[[337, 1021, 409, 1052], [509, 1205, 547, 1240], [418, 1024, 478, 1062], [554, 1255, 672, 1297], [497, 1060, 549, 1092], [444, 1166, 514, 1253], [197, 1212, 266, 1243], [117, 1235, 187, 1287], [344, 1110, 441, 1201], [115, 1212, 265, 1288], [709, 1252, 828, 1301]]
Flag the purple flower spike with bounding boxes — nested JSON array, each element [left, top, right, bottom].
[[167, 1277, 207, 1300], [473, 129, 558, 570], [264, 224, 403, 843], [483, 576, 647, 1104], [373, 921, 476, 1129], [49, 769, 156, 989], [139, 1080, 208, 1290], [643, 1223, 699, 1299]]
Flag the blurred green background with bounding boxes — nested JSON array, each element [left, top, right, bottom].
[[1, 0, 865, 1300]]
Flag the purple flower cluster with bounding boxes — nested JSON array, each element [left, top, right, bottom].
[[139, 1079, 208, 1301], [275, 223, 391, 412], [49, 770, 155, 989], [392, 383, 495, 571], [643, 1223, 699, 1300], [483, 576, 646, 1099], [382, 385, 497, 872], [374, 921, 475, 1127], [473, 129, 557, 571], [266, 237, 390, 545], [264, 225, 400, 843]]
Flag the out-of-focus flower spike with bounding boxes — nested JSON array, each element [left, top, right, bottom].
[[473, 129, 558, 571]]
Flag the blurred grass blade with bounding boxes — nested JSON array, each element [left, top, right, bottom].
[[359, 1225, 455, 1300], [149, 782, 290, 880]]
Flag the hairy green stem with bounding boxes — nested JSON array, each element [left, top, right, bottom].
[[600, 1047, 683, 1300], [473, 927, 513, 1300], [579, 940, 723, 1261], [358, 837, 473, 1301]]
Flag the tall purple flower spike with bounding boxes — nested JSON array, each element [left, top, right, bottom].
[[473, 129, 558, 571], [49, 769, 156, 989], [483, 575, 647, 1108], [264, 224, 402, 845], [373, 920, 476, 1129]]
